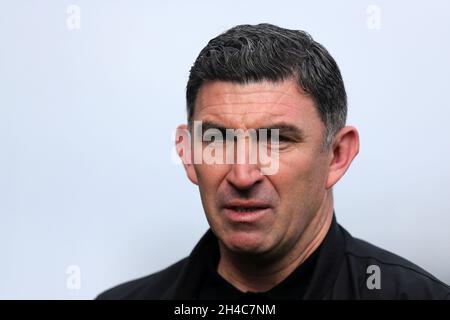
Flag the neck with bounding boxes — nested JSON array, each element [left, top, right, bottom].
[[217, 192, 334, 293]]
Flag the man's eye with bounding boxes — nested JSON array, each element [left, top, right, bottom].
[[201, 128, 226, 142], [203, 134, 223, 141], [268, 136, 290, 144]]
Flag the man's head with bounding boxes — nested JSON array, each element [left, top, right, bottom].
[[186, 23, 347, 148], [176, 23, 359, 260]]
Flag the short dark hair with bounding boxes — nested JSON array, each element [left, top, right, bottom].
[[186, 23, 347, 147]]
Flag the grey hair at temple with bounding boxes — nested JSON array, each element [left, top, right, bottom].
[[185, 23, 347, 148]]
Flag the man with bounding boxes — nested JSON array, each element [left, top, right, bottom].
[[98, 23, 450, 299]]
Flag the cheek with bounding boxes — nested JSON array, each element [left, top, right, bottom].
[[274, 156, 311, 189], [273, 153, 327, 207], [195, 164, 229, 200], [195, 165, 231, 232]]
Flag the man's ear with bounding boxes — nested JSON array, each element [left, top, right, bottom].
[[326, 126, 360, 189], [176, 124, 198, 185]]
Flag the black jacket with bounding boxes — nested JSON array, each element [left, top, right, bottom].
[[97, 216, 450, 299]]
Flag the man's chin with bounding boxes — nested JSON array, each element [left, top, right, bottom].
[[221, 231, 269, 254]]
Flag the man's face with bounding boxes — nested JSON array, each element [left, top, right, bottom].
[[184, 79, 333, 258]]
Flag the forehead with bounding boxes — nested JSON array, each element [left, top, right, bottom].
[[194, 80, 321, 129]]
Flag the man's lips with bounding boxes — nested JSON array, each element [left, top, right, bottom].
[[222, 201, 272, 222]]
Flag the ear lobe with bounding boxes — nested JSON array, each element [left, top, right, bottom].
[[326, 126, 360, 189], [176, 124, 199, 185]]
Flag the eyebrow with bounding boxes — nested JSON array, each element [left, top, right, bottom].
[[196, 120, 306, 141]]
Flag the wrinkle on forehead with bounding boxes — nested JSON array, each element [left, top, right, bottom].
[[194, 80, 317, 129], [204, 112, 286, 130], [196, 80, 307, 108]]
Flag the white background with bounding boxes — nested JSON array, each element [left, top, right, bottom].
[[0, 0, 449, 299]]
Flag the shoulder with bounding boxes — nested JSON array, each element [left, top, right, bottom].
[[96, 257, 188, 300], [340, 227, 450, 299]]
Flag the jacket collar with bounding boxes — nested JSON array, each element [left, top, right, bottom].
[[163, 214, 345, 299]]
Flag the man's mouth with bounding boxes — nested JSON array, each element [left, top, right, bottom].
[[222, 202, 272, 222], [226, 206, 268, 213]]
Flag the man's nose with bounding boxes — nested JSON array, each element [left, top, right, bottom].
[[225, 134, 263, 190], [226, 163, 263, 190]]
